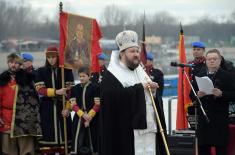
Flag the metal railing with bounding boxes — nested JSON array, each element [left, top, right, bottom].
[[168, 96, 178, 135]]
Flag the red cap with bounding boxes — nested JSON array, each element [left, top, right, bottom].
[[45, 46, 58, 55]]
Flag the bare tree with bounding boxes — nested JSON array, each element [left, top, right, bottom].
[[229, 11, 235, 23], [100, 4, 132, 26], [152, 11, 177, 26], [1, 1, 235, 47], [0, 0, 58, 41], [0, 1, 13, 40]]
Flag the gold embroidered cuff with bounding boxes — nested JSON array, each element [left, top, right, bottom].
[[88, 109, 96, 118], [76, 109, 84, 118], [47, 88, 55, 97], [65, 101, 72, 110]]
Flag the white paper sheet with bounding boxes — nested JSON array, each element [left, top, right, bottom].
[[195, 76, 214, 95]]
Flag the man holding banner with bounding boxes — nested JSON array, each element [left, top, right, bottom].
[[35, 47, 74, 154], [59, 9, 103, 154]]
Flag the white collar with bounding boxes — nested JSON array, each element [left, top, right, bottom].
[[108, 50, 151, 87]]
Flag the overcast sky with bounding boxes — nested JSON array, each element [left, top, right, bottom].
[[25, 0, 235, 24]]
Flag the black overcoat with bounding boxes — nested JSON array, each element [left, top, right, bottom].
[[190, 68, 235, 146]]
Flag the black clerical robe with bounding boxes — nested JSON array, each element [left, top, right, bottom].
[[99, 70, 147, 155]]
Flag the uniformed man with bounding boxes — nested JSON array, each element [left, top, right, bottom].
[[90, 52, 107, 84], [187, 42, 206, 123], [145, 52, 164, 96], [35, 46, 74, 154], [21, 52, 37, 81], [188, 41, 206, 82]]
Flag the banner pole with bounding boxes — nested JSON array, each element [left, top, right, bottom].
[[147, 86, 171, 155], [143, 73, 170, 155], [59, 2, 68, 155]]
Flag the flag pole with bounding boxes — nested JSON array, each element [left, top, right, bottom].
[[59, 2, 68, 155], [179, 23, 185, 129], [180, 22, 198, 155], [147, 86, 171, 155], [140, 11, 147, 65]]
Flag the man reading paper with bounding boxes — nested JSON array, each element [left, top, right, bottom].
[[190, 49, 235, 155]]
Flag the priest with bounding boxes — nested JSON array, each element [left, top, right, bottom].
[[99, 30, 160, 155]]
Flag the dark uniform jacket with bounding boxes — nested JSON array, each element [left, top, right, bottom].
[[70, 82, 100, 154], [190, 67, 235, 146], [188, 56, 206, 83], [187, 57, 206, 118], [35, 67, 74, 148]]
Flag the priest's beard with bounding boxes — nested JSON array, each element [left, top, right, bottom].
[[125, 54, 140, 70]]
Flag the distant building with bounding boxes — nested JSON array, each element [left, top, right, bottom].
[[18, 41, 39, 51], [0, 39, 18, 52], [146, 36, 162, 45], [18, 39, 59, 52], [0, 39, 59, 52], [163, 36, 177, 48], [100, 39, 118, 52]]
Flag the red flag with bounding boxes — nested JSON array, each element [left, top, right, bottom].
[[140, 18, 147, 65], [140, 43, 147, 65], [176, 27, 192, 129], [59, 12, 102, 72]]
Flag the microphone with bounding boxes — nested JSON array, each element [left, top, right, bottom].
[[170, 62, 194, 67]]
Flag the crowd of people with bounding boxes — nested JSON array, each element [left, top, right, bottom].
[[0, 29, 234, 155]]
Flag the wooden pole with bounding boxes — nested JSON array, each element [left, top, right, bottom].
[[147, 86, 171, 155], [59, 2, 63, 13], [61, 69, 68, 155], [59, 2, 68, 155]]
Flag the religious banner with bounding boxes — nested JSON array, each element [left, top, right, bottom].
[[59, 12, 102, 72]]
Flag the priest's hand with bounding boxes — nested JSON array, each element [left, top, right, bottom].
[[143, 82, 159, 90]]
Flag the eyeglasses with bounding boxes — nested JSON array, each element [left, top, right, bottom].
[[206, 57, 220, 61]]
